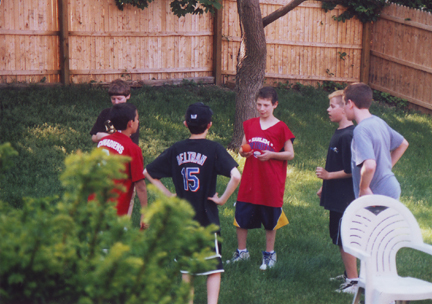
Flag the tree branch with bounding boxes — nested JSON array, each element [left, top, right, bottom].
[[262, 0, 345, 27]]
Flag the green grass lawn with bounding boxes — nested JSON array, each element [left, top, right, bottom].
[[2, 83, 432, 303]]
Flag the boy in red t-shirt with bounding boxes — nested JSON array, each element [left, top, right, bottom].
[[96, 103, 147, 227], [232, 87, 295, 270]]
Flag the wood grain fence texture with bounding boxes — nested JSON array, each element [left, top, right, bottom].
[[0, 0, 60, 83], [221, 0, 362, 86], [68, 0, 213, 83], [369, 4, 432, 110]]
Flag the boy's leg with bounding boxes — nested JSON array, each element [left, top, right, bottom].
[[236, 227, 248, 249], [340, 246, 358, 279], [265, 229, 276, 252], [182, 273, 194, 304], [207, 273, 221, 304]]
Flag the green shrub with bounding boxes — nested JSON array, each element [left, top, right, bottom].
[[0, 147, 217, 304]]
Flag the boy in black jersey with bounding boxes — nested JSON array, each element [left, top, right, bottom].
[[144, 102, 241, 304], [315, 90, 358, 294]]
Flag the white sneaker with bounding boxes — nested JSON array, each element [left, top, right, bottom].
[[259, 251, 276, 270], [330, 273, 347, 282], [230, 249, 250, 263], [335, 279, 358, 294]]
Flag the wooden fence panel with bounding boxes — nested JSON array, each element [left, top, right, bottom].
[[67, 0, 214, 83], [0, 0, 60, 83], [220, 0, 363, 86], [370, 4, 432, 110]]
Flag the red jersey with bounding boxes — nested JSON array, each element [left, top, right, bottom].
[[237, 118, 295, 207], [96, 132, 145, 215]]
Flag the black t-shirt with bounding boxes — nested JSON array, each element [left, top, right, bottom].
[[90, 107, 139, 145], [146, 139, 238, 229], [320, 125, 355, 213]]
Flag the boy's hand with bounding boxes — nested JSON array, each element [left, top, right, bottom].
[[239, 146, 253, 158], [208, 193, 225, 206], [317, 186, 322, 198], [315, 167, 329, 180], [140, 214, 149, 230], [359, 187, 373, 197], [256, 150, 272, 161]]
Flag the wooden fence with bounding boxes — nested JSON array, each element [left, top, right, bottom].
[[369, 4, 432, 110], [0, 0, 60, 83], [0, 0, 214, 84], [0, 0, 362, 86], [0, 0, 431, 111], [220, 0, 363, 86]]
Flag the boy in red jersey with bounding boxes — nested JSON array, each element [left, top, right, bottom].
[[96, 103, 147, 227], [232, 87, 295, 270]]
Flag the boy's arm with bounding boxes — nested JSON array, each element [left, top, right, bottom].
[[316, 168, 352, 180], [257, 139, 294, 161], [134, 179, 148, 228], [143, 169, 176, 197], [208, 167, 241, 206], [391, 138, 409, 167], [359, 159, 376, 197], [91, 132, 110, 143]]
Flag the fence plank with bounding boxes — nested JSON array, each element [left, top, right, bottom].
[[370, 3, 432, 111]]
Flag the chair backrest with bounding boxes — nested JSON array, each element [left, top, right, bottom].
[[341, 195, 423, 278]]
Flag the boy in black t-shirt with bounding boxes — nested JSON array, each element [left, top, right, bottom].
[[315, 90, 358, 294], [90, 79, 139, 145], [144, 102, 241, 304]]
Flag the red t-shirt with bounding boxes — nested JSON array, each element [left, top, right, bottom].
[[237, 118, 295, 207], [96, 132, 145, 215]]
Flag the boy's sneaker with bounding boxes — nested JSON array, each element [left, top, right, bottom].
[[231, 249, 250, 263], [330, 272, 347, 282], [259, 251, 277, 270], [335, 279, 358, 294]]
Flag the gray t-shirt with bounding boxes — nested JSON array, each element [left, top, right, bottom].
[[351, 115, 404, 199]]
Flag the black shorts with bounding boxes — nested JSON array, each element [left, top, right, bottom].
[[329, 211, 343, 246], [234, 201, 289, 230], [180, 232, 223, 276]]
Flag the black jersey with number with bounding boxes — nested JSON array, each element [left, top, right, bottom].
[[320, 125, 355, 213], [146, 139, 238, 229]]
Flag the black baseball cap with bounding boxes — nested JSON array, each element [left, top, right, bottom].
[[185, 102, 213, 127]]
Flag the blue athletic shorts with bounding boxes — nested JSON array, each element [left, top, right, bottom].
[[233, 201, 289, 230]]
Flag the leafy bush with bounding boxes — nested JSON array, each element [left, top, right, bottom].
[[0, 147, 217, 304]]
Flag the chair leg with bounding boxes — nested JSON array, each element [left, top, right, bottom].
[[352, 286, 363, 304]]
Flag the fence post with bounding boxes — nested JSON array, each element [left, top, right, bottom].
[[360, 22, 371, 84], [213, 6, 223, 86], [58, 0, 70, 85]]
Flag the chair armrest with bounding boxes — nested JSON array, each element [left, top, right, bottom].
[[410, 243, 432, 256]]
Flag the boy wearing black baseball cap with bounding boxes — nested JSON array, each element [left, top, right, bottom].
[[144, 102, 241, 304]]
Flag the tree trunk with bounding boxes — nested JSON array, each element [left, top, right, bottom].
[[229, 0, 267, 149]]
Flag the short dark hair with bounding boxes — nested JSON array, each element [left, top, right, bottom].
[[258, 86, 278, 105], [185, 102, 213, 134], [343, 83, 372, 109], [108, 79, 131, 97], [108, 103, 137, 131]]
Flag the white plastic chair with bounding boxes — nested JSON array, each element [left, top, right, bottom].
[[341, 194, 432, 304]]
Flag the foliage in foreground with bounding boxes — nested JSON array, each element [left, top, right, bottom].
[[0, 147, 217, 304]]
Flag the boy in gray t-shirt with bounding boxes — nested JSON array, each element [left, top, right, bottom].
[[343, 83, 409, 199]]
